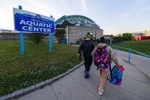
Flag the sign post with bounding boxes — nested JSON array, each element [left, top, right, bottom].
[[50, 33, 52, 53], [13, 6, 55, 55], [18, 5, 24, 56]]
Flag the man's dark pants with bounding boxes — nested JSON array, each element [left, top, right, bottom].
[[84, 56, 93, 72]]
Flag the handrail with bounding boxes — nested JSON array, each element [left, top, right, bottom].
[[110, 45, 150, 62]]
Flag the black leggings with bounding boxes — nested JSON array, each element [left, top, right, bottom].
[[84, 56, 92, 72]]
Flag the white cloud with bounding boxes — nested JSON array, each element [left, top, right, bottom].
[[81, 0, 86, 12], [119, 0, 149, 18]]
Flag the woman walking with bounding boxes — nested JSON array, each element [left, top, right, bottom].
[[91, 36, 121, 95]]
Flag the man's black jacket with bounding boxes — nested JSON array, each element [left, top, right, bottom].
[[78, 38, 95, 57]]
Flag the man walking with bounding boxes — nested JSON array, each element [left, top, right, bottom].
[[77, 33, 95, 78]]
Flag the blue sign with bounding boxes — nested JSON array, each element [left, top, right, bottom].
[[13, 8, 55, 33]]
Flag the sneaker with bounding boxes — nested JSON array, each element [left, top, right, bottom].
[[85, 71, 90, 78], [85, 74, 90, 78], [99, 91, 103, 95], [99, 89, 104, 95]]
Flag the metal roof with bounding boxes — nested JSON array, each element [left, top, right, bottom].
[[55, 15, 99, 27]]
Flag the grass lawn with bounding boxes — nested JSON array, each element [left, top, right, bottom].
[[110, 40, 150, 55], [0, 41, 82, 96]]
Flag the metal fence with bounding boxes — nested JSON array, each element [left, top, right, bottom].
[[111, 45, 150, 62]]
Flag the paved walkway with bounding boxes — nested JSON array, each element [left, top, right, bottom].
[[2, 55, 150, 100]]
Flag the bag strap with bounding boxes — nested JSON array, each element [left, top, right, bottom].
[[109, 63, 112, 79], [106, 63, 113, 81]]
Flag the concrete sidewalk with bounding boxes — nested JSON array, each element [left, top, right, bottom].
[[5, 56, 150, 100]]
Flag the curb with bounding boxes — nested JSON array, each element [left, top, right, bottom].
[[0, 62, 84, 100]]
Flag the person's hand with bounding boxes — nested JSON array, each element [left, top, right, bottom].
[[116, 64, 121, 67], [77, 53, 80, 58]]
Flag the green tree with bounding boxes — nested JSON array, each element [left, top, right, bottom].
[[54, 29, 66, 43], [27, 33, 48, 44], [122, 33, 132, 41]]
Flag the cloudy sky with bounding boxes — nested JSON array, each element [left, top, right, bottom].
[[0, 0, 150, 35]]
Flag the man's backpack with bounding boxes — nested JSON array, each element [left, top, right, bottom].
[[94, 46, 110, 69]]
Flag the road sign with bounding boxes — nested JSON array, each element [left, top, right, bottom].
[[13, 8, 55, 33]]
